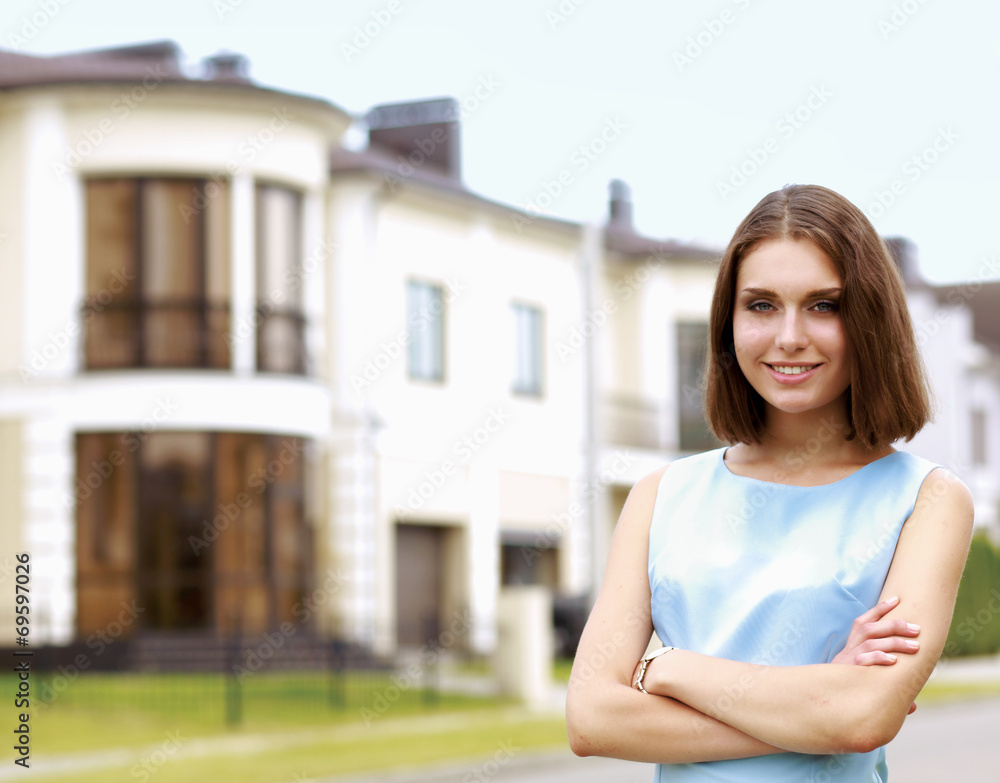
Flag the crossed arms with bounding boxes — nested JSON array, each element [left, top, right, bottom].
[[565, 464, 973, 763]]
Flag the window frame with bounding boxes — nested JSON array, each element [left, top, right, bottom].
[[406, 278, 446, 384], [510, 300, 545, 398]]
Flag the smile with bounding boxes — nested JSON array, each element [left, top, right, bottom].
[[768, 364, 820, 376]]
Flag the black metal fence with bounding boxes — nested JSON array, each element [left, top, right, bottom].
[[2, 629, 472, 728]]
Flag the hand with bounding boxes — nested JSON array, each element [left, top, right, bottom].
[[832, 595, 920, 715], [831, 595, 920, 667]]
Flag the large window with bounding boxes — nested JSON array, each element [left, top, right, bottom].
[[256, 184, 306, 374], [676, 322, 718, 452], [84, 178, 230, 369], [407, 280, 445, 382], [75, 431, 312, 637], [511, 302, 544, 396]]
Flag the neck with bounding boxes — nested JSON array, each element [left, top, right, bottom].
[[749, 398, 879, 469]]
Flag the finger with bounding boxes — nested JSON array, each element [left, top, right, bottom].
[[856, 636, 921, 656], [852, 650, 900, 666], [907, 702, 917, 715], [859, 595, 900, 624], [856, 617, 921, 642]]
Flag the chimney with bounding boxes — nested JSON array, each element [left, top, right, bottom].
[[884, 236, 927, 289], [366, 97, 462, 182], [608, 179, 634, 231], [203, 51, 251, 83]]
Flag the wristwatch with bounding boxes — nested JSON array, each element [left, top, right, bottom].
[[634, 646, 676, 693]]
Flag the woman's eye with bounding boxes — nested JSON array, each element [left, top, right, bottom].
[[747, 301, 773, 312], [812, 300, 839, 313]]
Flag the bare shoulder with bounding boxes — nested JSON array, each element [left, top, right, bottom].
[[623, 464, 671, 512], [911, 467, 975, 529], [631, 463, 671, 497], [609, 464, 671, 539]]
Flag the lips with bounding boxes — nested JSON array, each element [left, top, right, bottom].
[[764, 363, 822, 383], [768, 364, 819, 375]]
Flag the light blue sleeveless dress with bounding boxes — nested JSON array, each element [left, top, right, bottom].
[[648, 446, 940, 782]]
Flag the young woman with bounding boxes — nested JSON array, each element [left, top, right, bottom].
[[565, 184, 973, 781]]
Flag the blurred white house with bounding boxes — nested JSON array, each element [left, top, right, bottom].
[[0, 41, 995, 658]]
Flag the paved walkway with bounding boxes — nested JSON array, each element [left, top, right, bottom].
[[325, 653, 1000, 783], [326, 695, 1000, 783], [5, 654, 997, 782], [926, 650, 1000, 682]]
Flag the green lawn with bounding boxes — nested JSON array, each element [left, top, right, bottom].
[[26, 706, 568, 783], [916, 679, 1000, 704], [5, 670, 567, 782], [8, 665, 999, 782]]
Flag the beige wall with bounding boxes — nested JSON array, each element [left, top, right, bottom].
[[0, 420, 24, 634]]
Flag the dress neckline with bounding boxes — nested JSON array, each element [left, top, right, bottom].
[[719, 446, 900, 488]]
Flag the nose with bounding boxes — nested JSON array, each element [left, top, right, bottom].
[[774, 311, 808, 352]]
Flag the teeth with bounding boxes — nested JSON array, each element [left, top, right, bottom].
[[771, 365, 817, 375]]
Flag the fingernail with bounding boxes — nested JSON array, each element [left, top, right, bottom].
[[887, 596, 900, 604], [907, 623, 920, 632], [887, 654, 898, 662], [908, 640, 920, 649]]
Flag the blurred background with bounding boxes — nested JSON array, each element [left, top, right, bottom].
[[1, 1, 999, 781]]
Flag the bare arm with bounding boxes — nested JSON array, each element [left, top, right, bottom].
[[566, 466, 784, 763], [636, 469, 974, 755]]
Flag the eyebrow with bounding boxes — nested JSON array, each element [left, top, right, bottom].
[[739, 287, 842, 298]]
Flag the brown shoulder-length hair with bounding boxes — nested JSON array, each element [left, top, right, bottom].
[[704, 184, 931, 450]]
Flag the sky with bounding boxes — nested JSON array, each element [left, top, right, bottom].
[[6, 0, 999, 284]]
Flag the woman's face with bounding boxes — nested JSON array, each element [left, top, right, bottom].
[[732, 237, 852, 418]]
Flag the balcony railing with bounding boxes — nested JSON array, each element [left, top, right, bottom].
[[256, 307, 308, 375], [83, 298, 232, 370], [600, 393, 669, 451], [82, 299, 308, 374]]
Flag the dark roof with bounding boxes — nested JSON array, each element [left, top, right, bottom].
[[934, 279, 1000, 353], [0, 41, 187, 89], [604, 224, 720, 262], [330, 144, 581, 234], [0, 40, 347, 117]]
